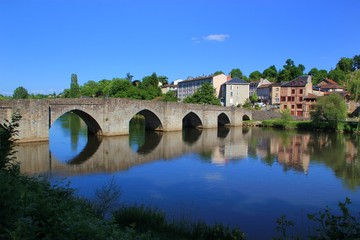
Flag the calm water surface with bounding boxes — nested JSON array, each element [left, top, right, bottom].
[[16, 113, 360, 239]]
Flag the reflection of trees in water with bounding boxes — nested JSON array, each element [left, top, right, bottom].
[[129, 116, 145, 151], [308, 133, 360, 190], [59, 112, 88, 151]]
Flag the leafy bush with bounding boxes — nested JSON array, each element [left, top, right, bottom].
[[274, 198, 360, 240]]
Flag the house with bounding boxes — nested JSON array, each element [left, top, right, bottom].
[[270, 82, 282, 105], [220, 78, 250, 106], [249, 78, 271, 97], [177, 74, 229, 101], [315, 78, 344, 92], [256, 83, 272, 104], [161, 79, 183, 95], [280, 75, 314, 117]]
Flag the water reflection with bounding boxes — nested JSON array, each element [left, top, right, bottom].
[[17, 126, 360, 189], [182, 128, 202, 145]]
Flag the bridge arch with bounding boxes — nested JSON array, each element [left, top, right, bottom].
[[182, 111, 203, 129], [242, 114, 251, 121], [218, 113, 231, 127], [70, 109, 102, 136], [135, 109, 163, 131]]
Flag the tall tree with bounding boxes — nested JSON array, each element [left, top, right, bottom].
[[69, 73, 80, 98], [277, 59, 305, 82], [183, 83, 220, 105], [142, 73, 159, 88], [13, 86, 29, 99], [125, 72, 133, 81], [230, 68, 243, 79], [249, 70, 262, 81], [308, 68, 328, 84], [262, 65, 278, 81], [336, 57, 354, 73], [349, 70, 360, 102], [352, 55, 360, 71]]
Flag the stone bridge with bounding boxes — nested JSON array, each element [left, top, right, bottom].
[[0, 98, 252, 142]]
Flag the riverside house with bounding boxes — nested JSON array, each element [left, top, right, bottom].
[[280, 75, 315, 118]]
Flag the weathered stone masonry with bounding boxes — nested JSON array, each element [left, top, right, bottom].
[[0, 98, 252, 142]]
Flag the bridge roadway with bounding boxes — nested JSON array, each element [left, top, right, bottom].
[[0, 98, 252, 142]]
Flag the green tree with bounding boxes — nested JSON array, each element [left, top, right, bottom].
[[183, 83, 220, 105], [125, 72, 133, 81], [230, 68, 243, 79], [142, 73, 159, 88], [108, 78, 133, 98], [311, 93, 347, 130], [141, 73, 161, 98], [80, 80, 98, 97], [213, 70, 224, 76], [328, 68, 347, 84], [162, 91, 178, 102], [0, 110, 21, 173], [353, 55, 360, 70], [308, 68, 328, 84], [158, 75, 168, 85], [97, 79, 112, 97], [349, 70, 360, 102], [249, 70, 262, 80], [262, 65, 278, 81], [68, 73, 80, 98], [277, 59, 305, 82], [249, 92, 258, 105], [336, 57, 354, 73], [12, 86, 29, 99]]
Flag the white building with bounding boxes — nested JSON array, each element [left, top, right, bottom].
[[177, 74, 229, 101]]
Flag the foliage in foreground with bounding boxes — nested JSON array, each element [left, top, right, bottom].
[[274, 198, 360, 240], [0, 112, 246, 239], [112, 204, 246, 240]]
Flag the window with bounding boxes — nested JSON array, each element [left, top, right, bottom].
[[299, 97, 303, 102], [291, 105, 295, 109], [291, 89, 295, 94], [299, 89, 303, 94]]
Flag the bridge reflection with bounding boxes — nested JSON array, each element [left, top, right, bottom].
[[15, 128, 360, 190]]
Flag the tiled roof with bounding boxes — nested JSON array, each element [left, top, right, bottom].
[[317, 78, 338, 86], [281, 75, 311, 87], [223, 78, 249, 85], [304, 93, 318, 99]]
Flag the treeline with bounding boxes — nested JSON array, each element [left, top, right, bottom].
[[2, 55, 360, 102]]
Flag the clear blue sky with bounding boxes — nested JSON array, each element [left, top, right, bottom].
[[1, 0, 359, 95]]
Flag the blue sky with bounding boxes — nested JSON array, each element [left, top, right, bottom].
[[1, 0, 359, 95]]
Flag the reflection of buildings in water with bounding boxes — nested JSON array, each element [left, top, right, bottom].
[[345, 139, 359, 164], [275, 135, 310, 174], [211, 141, 249, 165]]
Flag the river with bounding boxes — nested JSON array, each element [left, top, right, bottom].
[[16, 112, 360, 239]]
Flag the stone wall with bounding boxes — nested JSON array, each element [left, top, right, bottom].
[[251, 110, 281, 121]]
